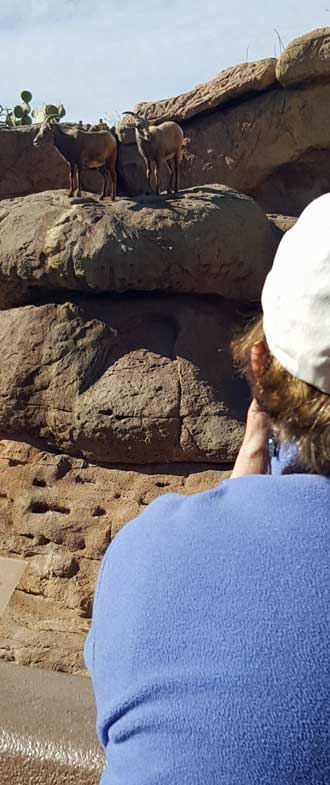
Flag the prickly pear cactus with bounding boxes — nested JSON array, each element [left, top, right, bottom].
[[21, 91, 32, 104], [0, 92, 65, 127], [0, 91, 33, 126], [32, 103, 66, 123]]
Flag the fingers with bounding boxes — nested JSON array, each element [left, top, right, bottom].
[[245, 398, 273, 439], [250, 340, 266, 379], [230, 398, 274, 479]]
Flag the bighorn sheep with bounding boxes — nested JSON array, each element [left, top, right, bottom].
[[33, 116, 117, 200], [89, 118, 110, 131], [124, 112, 184, 195]]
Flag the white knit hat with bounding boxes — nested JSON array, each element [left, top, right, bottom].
[[262, 193, 330, 395]]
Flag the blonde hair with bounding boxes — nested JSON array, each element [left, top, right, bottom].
[[232, 316, 330, 475]]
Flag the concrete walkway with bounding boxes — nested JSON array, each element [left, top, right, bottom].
[[0, 661, 104, 784]]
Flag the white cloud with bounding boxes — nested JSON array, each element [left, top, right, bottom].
[[0, 0, 329, 123]]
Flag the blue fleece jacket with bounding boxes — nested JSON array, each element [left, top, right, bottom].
[[85, 466, 330, 785]]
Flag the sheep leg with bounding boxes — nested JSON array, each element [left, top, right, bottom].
[[110, 162, 117, 201], [69, 163, 76, 197], [174, 156, 179, 193], [146, 161, 152, 194], [76, 166, 82, 197], [107, 153, 117, 201], [98, 165, 108, 199], [155, 161, 161, 195], [166, 160, 174, 194], [102, 171, 108, 199]]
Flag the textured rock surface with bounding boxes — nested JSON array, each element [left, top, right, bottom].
[[0, 123, 148, 199], [132, 59, 277, 123], [177, 82, 330, 215], [3, 38, 330, 214], [267, 213, 297, 236], [0, 125, 107, 200], [276, 28, 330, 87], [0, 187, 277, 307], [252, 149, 330, 216], [0, 440, 230, 671], [120, 80, 330, 215], [3, 36, 319, 677], [0, 296, 249, 464]]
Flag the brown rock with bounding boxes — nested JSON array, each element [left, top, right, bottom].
[[276, 28, 330, 87], [252, 149, 330, 216], [3, 51, 330, 214], [0, 440, 230, 671], [0, 187, 278, 307], [176, 82, 330, 215], [0, 124, 144, 200], [132, 59, 277, 123], [0, 297, 249, 464], [267, 214, 297, 236], [0, 125, 107, 200], [116, 136, 147, 193]]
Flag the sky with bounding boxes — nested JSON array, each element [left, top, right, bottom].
[[1, 1, 330, 124]]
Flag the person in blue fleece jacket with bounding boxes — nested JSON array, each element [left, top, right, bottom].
[[85, 192, 330, 785]]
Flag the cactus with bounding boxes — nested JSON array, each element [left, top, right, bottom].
[[0, 92, 65, 127], [0, 91, 33, 126], [21, 91, 32, 104], [32, 103, 66, 124]]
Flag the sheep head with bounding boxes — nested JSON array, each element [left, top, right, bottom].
[[124, 111, 151, 141], [33, 114, 59, 148]]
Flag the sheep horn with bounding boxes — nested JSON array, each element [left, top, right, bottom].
[[123, 111, 149, 127], [136, 114, 149, 126], [42, 113, 60, 129]]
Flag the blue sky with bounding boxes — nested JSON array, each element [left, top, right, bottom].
[[1, 1, 329, 123]]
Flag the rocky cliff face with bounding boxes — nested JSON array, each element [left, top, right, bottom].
[[2, 29, 330, 215], [0, 440, 230, 671], [0, 184, 274, 671], [0, 27, 321, 672]]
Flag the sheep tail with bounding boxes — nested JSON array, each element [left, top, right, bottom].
[[111, 126, 121, 148], [181, 136, 191, 160]]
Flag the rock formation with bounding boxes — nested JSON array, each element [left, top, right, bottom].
[[133, 59, 277, 123], [0, 440, 230, 671], [276, 27, 330, 86], [0, 183, 267, 670], [0, 27, 323, 671], [2, 28, 330, 215], [0, 187, 277, 306], [0, 295, 250, 465]]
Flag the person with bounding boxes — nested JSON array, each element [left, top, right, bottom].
[[84, 193, 330, 784]]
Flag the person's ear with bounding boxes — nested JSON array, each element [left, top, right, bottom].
[[250, 341, 266, 380]]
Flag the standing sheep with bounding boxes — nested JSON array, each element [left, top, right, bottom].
[[33, 116, 117, 200], [124, 112, 184, 195]]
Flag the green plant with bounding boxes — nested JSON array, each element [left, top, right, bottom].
[[32, 103, 66, 123], [14, 91, 33, 124], [0, 91, 66, 127], [1, 90, 33, 127]]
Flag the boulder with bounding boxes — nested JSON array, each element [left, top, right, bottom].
[[252, 150, 330, 216], [0, 187, 278, 307], [0, 440, 229, 671], [0, 297, 249, 464], [177, 82, 330, 215], [0, 125, 107, 200], [3, 45, 330, 214], [276, 28, 330, 87], [132, 59, 277, 124], [0, 124, 146, 200], [267, 213, 297, 237]]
